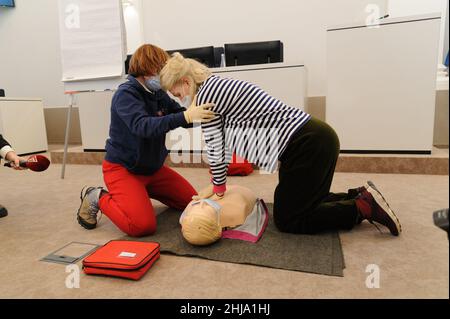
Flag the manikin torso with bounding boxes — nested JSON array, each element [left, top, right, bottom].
[[180, 185, 258, 245], [184, 185, 257, 228]]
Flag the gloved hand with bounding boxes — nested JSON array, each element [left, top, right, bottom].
[[192, 184, 214, 201], [192, 184, 225, 201], [183, 96, 216, 124]]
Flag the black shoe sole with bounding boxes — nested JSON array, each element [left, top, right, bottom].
[[0, 207, 7, 218], [77, 187, 97, 230], [77, 214, 96, 230], [367, 181, 394, 210], [365, 183, 402, 235]]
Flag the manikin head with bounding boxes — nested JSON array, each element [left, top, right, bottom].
[[180, 186, 257, 246], [180, 199, 222, 246]]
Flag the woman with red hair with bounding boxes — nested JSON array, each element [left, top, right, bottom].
[[76, 44, 215, 237]]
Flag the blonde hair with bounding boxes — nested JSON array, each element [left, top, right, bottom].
[[181, 201, 222, 246], [160, 52, 211, 91]]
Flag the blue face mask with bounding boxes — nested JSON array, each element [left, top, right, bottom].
[[145, 75, 161, 92]]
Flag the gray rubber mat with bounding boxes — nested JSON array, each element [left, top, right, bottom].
[[124, 203, 345, 277]]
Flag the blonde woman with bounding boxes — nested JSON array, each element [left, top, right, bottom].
[[160, 53, 402, 236]]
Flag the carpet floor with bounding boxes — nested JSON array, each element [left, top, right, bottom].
[[0, 164, 448, 298]]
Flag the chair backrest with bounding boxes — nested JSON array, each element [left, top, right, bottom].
[[166, 46, 216, 68], [214, 47, 225, 67], [124, 54, 132, 74], [224, 40, 284, 67]]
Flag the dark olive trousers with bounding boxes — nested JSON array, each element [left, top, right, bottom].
[[273, 117, 360, 234]]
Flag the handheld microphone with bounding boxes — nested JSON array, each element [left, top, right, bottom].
[[4, 155, 50, 172]]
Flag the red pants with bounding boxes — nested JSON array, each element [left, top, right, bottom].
[[99, 160, 196, 237]]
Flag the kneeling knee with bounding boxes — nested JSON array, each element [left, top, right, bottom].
[[273, 215, 291, 233], [127, 222, 156, 238], [274, 215, 313, 235]]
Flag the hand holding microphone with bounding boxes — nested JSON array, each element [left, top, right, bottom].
[[3, 151, 24, 170], [4, 154, 50, 172]]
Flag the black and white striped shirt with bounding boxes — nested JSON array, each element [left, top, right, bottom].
[[197, 75, 311, 190]]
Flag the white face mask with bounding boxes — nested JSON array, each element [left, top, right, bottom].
[[180, 82, 193, 108], [180, 95, 192, 108], [179, 199, 222, 224]]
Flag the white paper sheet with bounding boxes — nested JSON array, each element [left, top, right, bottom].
[[58, 0, 127, 82]]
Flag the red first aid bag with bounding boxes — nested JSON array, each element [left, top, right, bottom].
[[83, 240, 160, 281], [227, 153, 254, 176]]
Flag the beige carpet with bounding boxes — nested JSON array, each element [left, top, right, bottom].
[[0, 163, 448, 298]]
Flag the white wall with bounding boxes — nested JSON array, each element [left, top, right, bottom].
[[0, 0, 135, 108], [0, 0, 67, 108], [0, 0, 388, 107], [445, 3, 449, 61], [388, 0, 446, 17], [122, 0, 144, 54], [141, 0, 388, 97], [388, 0, 448, 64]]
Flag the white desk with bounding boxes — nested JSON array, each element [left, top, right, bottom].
[[436, 68, 449, 91], [77, 91, 114, 151], [326, 13, 442, 153], [166, 63, 307, 152], [434, 67, 449, 146], [78, 63, 307, 152], [0, 98, 48, 155]]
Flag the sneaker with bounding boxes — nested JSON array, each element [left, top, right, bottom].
[[356, 185, 402, 236], [352, 186, 366, 225], [77, 186, 104, 230], [0, 205, 7, 218], [366, 181, 394, 211]]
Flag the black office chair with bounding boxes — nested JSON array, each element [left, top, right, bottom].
[[224, 40, 284, 66], [124, 55, 132, 74], [166, 46, 215, 68], [214, 47, 225, 67]]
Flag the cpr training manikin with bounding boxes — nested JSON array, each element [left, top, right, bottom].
[[179, 185, 269, 246]]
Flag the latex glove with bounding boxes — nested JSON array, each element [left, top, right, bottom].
[[192, 184, 225, 201], [210, 193, 225, 201], [5, 151, 26, 170], [184, 95, 216, 124], [192, 184, 214, 201]]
